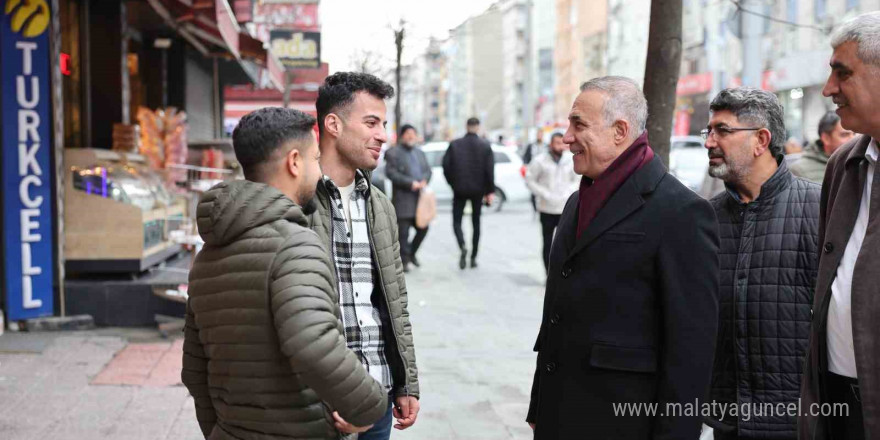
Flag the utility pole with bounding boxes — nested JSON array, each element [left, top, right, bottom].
[[643, 0, 683, 165], [393, 19, 405, 135], [741, 0, 764, 88]]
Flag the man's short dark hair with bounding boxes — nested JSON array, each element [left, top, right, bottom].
[[817, 111, 841, 138], [399, 124, 416, 137], [710, 87, 786, 159], [232, 107, 316, 181], [316, 72, 395, 135], [550, 132, 564, 142], [466, 117, 480, 127]]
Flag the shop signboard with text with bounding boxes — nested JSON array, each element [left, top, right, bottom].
[[1, 0, 56, 320], [270, 29, 320, 69]]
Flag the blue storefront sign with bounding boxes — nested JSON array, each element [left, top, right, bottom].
[[1, 0, 55, 320]]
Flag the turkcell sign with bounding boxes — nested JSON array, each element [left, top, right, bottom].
[[1, 0, 55, 320]]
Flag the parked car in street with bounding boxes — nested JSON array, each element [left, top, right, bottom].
[[421, 142, 531, 212], [669, 135, 709, 193]]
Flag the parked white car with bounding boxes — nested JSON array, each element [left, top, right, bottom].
[[420, 142, 531, 211], [669, 136, 709, 193]]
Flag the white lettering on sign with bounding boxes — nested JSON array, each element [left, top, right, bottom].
[[18, 110, 40, 145], [18, 141, 42, 176], [271, 33, 317, 59], [19, 175, 43, 209], [15, 42, 37, 76], [20, 209, 41, 242], [16, 76, 38, 108], [15, 41, 44, 310]]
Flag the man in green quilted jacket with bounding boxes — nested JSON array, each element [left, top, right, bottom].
[[183, 107, 388, 439], [309, 72, 421, 440]]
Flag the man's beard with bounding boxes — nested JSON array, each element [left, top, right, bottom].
[[300, 196, 318, 216], [707, 148, 749, 182], [339, 132, 379, 170]]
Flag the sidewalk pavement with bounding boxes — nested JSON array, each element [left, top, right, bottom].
[[0, 202, 547, 440]]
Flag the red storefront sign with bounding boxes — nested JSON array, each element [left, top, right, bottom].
[[677, 72, 713, 96]]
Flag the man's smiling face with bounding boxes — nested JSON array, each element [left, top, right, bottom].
[[823, 41, 880, 137]]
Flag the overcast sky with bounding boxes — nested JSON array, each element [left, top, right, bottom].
[[320, 0, 497, 74]]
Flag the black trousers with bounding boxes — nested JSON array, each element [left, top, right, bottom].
[[540, 213, 561, 272], [452, 195, 483, 258], [397, 218, 428, 262], [826, 372, 865, 440]]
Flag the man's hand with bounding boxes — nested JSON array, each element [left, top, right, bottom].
[[529, 423, 535, 430], [393, 396, 420, 430], [332, 412, 373, 434], [485, 192, 495, 205], [411, 180, 427, 191]]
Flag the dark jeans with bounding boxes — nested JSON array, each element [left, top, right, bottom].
[[398, 218, 428, 262], [452, 195, 483, 258], [826, 372, 865, 440], [540, 213, 561, 272], [357, 399, 393, 440]]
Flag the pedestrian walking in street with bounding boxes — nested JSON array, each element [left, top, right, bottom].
[[800, 12, 880, 440], [384, 124, 432, 273], [522, 131, 547, 213], [442, 117, 495, 269], [527, 76, 720, 440], [524, 132, 579, 272], [790, 111, 855, 183], [183, 108, 388, 439], [309, 72, 420, 440], [701, 88, 821, 440]]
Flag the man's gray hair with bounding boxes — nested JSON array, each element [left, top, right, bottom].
[[830, 11, 880, 65], [580, 76, 648, 138], [710, 87, 786, 159]]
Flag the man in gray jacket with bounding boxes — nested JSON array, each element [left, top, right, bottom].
[[310, 72, 420, 440], [790, 111, 854, 183], [384, 124, 432, 272], [703, 88, 821, 439], [183, 107, 388, 439]]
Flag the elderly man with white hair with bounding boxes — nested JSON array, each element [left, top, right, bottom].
[[800, 11, 880, 440], [526, 76, 720, 439]]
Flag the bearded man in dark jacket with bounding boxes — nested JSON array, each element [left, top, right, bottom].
[[703, 88, 821, 439]]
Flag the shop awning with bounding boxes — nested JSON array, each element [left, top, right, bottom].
[[146, 0, 284, 91]]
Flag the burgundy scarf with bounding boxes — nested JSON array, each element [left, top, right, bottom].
[[577, 132, 654, 238]]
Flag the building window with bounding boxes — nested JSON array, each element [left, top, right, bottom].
[[846, 0, 859, 11], [815, 0, 826, 21], [787, 0, 797, 22]]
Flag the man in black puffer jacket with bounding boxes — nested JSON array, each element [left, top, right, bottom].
[[442, 117, 495, 269], [703, 88, 821, 439]]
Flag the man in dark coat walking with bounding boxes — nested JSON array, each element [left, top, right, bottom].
[[527, 76, 720, 440], [384, 124, 432, 272], [702, 87, 820, 439], [442, 117, 495, 269], [799, 12, 880, 440]]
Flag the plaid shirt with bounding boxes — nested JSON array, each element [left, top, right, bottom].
[[324, 172, 393, 392]]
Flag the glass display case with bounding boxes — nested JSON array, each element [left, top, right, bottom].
[[63, 149, 186, 273]]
